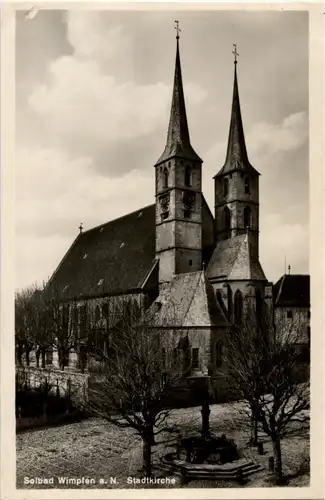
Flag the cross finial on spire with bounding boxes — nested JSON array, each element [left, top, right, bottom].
[[174, 20, 181, 39], [288, 264, 291, 275], [79, 222, 83, 234], [233, 44, 239, 64]]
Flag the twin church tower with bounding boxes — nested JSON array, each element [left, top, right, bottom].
[[155, 29, 263, 295]]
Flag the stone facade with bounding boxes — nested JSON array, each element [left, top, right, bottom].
[[274, 306, 310, 344], [155, 158, 203, 284], [40, 36, 310, 408]]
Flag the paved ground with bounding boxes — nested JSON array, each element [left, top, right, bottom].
[[16, 402, 310, 489]]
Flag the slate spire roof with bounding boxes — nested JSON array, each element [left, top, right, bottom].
[[207, 233, 266, 282], [143, 271, 229, 328], [155, 36, 202, 165], [215, 60, 259, 177]]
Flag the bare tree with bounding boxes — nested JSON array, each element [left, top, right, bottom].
[[15, 285, 40, 366], [256, 328, 310, 484], [42, 287, 80, 371], [220, 307, 310, 484], [31, 284, 55, 368], [84, 298, 190, 477]]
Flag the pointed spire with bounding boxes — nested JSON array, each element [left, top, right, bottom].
[[156, 23, 202, 165], [215, 47, 259, 177]]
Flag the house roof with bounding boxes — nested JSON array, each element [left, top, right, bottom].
[[46, 196, 215, 301], [273, 274, 310, 307], [143, 271, 229, 328], [46, 205, 157, 300], [155, 37, 202, 165], [207, 233, 266, 282], [214, 62, 259, 178]]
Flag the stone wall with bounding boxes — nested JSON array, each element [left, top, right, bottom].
[[275, 306, 310, 344], [16, 365, 89, 405]]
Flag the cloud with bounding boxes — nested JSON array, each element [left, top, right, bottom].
[[16, 234, 73, 290], [65, 12, 130, 62], [204, 111, 308, 169], [260, 214, 309, 281], [16, 147, 154, 236], [26, 12, 208, 175], [16, 145, 156, 289], [15, 11, 309, 289], [28, 56, 171, 144], [248, 111, 308, 159]]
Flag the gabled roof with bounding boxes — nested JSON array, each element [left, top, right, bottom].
[[143, 271, 229, 328], [46, 205, 157, 300], [274, 274, 310, 308], [46, 195, 215, 301], [214, 62, 259, 178], [155, 37, 202, 165], [207, 233, 266, 282]]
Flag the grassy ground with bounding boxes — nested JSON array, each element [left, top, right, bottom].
[[16, 401, 309, 489]]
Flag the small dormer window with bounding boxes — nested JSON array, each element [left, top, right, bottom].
[[185, 165, 192, 187], [245, 177, 250, 194], [223, 177, 229, 197]]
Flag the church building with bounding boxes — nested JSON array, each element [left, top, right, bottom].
[[46, 31, 273, 380]]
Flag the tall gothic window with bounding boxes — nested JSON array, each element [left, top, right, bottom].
[[215, 341, 223, 367], [245, 177, 250, 194], [223, 177, 229, 197], [234, 290, 243, 323], [185, 165, 192, 186], [192, 348, 199, 369], [224, 206, 231, 235], [244, 206, 252, 228], [163, 167, 168, 188], [256, 289, 263, 324], [95, 305, 101, 322]]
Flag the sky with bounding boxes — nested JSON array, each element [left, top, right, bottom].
[[15, 9, 309, 290]]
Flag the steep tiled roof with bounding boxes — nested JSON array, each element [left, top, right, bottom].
[[207, 233, 266, 282], [47, 196, 215, 301], [214, 63, 259, 178], [46, 205, 157, 300], [274, 274, 310, 307], [155, 38, 202, 165], [144, 271, 229, 328]]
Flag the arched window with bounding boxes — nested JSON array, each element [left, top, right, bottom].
[[244, 206, 252, 228], [234, 290, 243, 323], [163, 167, 168, 188], [223, 177, 229, 197], [245, 177, 250, 194], [102, 302, 109, 318], [215, 341, 223, 367], [256, 289, 263, 324], [216, 290, 223, 306], [224, 206, 231, 235], [95, 305, 101, 322], [185, 165, 192, 186]]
